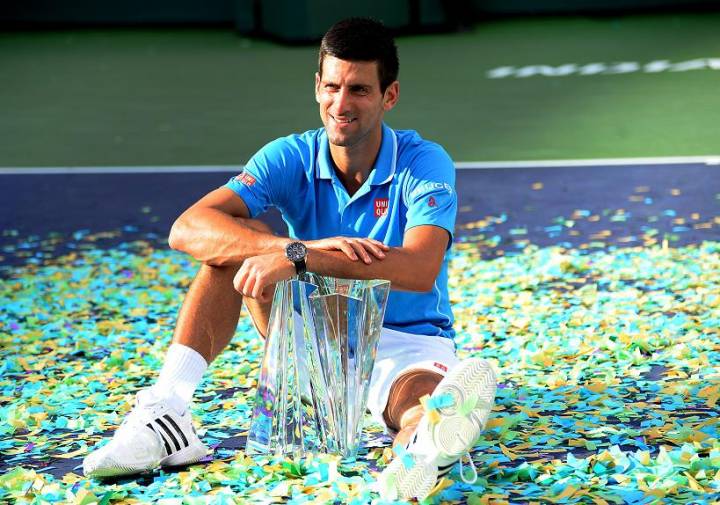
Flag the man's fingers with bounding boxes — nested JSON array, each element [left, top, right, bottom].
[[252, 275, 266, 299], [233, 268, 248, 294], [244, 275, 258, 298], [361, 239, 387, 259], [258, 285, 274, 304], [348, 241, 372, 264], [350, 238, 385, 260], [369, 239, 390, 250], [337, 240, 359, 261]]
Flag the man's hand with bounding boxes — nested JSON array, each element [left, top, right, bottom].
[[305, 237, 389, 264], [233, 252, 295, 303]]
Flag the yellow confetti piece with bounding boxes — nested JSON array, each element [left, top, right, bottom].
[[531, 182, 544, 190], [586, 381, 608, 394], [426, 476, 454, 498], [479, 494, 509, 505], [485, 417, 505, 429], [684, 472, 704, 492], [499, 444, 519, 461]]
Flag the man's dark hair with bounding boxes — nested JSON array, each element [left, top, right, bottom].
[[319, 18, 399, 92]]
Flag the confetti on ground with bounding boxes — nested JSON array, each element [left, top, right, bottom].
[[2, 192, 720, 503]]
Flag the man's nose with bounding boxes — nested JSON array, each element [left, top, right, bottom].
[[332, 88, 352, 115]]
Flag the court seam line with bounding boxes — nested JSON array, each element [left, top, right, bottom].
[[1, 155, 720, 174]]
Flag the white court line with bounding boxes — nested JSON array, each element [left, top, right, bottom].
[[455, 155, 720, 169], [1, 155, 720, 174], [0, 165, 241, 175]]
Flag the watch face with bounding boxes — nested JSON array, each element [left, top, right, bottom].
[[286, 242, 307, 262]]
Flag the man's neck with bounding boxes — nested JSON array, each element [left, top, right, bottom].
[[329, 126, 383, 196]]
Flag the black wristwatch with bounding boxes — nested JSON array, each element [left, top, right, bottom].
[[285, 241, 307, 276]]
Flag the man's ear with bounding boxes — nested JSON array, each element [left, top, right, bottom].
[[315, 72, 321, 104], [383, 81, 400, 112]]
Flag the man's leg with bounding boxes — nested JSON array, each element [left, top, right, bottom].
[[84, 218, 277, 478], [149, 218, 275, 411], [383, 369, 443, 447], [377, 358, 497, 501], [173, 217, 275, 360]]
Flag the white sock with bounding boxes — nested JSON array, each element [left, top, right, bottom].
[[150, 343, 208, 413]]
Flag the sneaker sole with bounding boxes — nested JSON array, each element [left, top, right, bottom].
[[84, 456, 159, 478], [382, 358, 497, 501], [430, 358, 497, 458], [381, 456, 437, 501], [85, 441, 208, 478], [160, 441, 209, 467]]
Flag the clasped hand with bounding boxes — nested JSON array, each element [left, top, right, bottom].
[[233, 237, 389, 303]]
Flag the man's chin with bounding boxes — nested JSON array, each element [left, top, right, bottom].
[[327, 133, 353, 147]]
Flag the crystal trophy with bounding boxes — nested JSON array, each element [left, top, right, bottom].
[[246, 274, 390, 459]]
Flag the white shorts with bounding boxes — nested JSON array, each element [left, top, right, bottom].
[[366, 326, 459, 430]]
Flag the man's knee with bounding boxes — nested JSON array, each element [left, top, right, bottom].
[[195, 218, 275, 275], [383, 369, 444, 431]]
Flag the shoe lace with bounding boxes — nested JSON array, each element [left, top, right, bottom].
[[118, 399, 164, 432], [457, 452, 478, 484]]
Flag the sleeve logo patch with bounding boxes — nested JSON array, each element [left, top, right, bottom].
[[374, 198, 389, 218], [428, 196, 437, 207], [409, 181, 454, 199], [234, 171, 256, 187]]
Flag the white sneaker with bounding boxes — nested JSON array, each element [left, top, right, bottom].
[[378, 358, 497, 501], [83, 390, 208, 478]]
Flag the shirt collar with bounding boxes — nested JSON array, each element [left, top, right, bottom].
[[315, 123, 398, 186]]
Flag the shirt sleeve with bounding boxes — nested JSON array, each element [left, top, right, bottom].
[[403, 144, 457, 246], [224, 137, 299, 218]]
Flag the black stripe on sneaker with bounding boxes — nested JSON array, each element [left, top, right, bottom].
[[155, 417, 182, 452], [147, 422, 172, 455], [163, 415, 189, 448]]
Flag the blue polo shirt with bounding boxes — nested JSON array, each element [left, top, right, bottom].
[[225, 123, 457, 340]]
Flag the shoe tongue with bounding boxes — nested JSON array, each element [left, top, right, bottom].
[[135, 388, 159, 407], [136, 389, 186, 416], [164, 395, 187, 416]]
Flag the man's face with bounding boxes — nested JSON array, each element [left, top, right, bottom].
[[315, 56, 398, 148]]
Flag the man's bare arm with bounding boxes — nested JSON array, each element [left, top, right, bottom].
[[233, 224, 449, 301], [168, 187, 290, 266], [307, 225, 449, 292], [169, 187, 390, 267]]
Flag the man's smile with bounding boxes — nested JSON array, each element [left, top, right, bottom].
[[330, 114, 356, 125]]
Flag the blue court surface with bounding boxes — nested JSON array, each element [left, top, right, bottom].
[[2, 160, 720, 503]]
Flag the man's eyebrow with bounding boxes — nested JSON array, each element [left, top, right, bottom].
[[321, 78, 372, 89]]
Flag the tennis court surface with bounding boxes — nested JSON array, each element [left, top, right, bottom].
[[2, 157, 719, 503]]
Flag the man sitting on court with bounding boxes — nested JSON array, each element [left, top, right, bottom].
[[83, 17, 497, 501]]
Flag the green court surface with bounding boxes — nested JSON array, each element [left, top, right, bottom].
[[1, 12, 719, 167]]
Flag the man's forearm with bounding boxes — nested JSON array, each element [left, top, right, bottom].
[[305, 247, 436, 292], [168, 207, 290, 266]]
